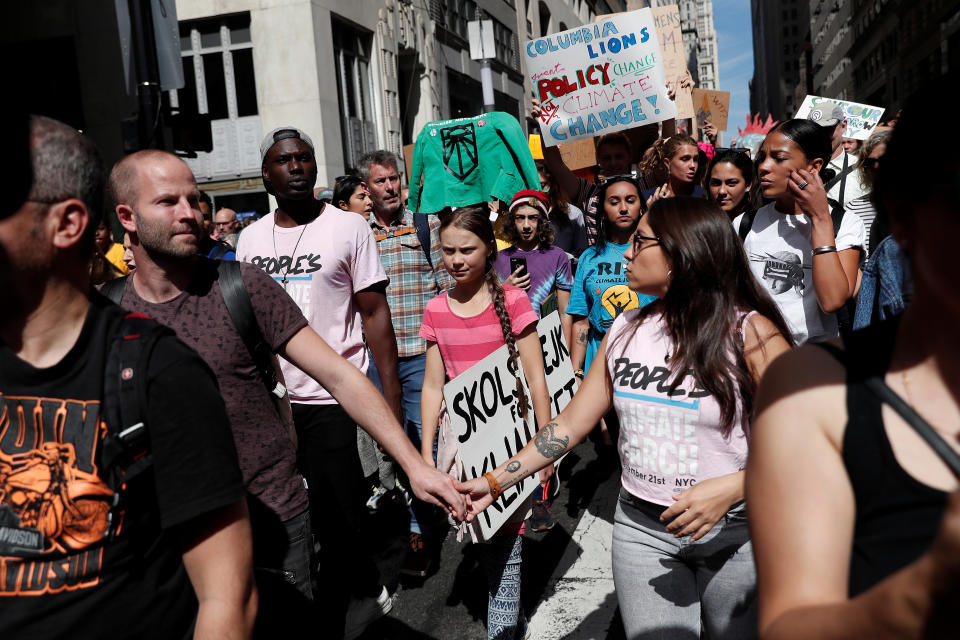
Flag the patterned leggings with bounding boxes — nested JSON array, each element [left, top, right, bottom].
[[480, 532, 526, 640]]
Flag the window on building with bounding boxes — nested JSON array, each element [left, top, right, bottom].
[[332, 20, 376, 170], [174, 13, 258, 120]]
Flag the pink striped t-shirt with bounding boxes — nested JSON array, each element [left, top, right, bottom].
[[420, 284, 538, 380]]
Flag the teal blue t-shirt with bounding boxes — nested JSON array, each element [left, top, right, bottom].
[[566, 241, 657, 372]]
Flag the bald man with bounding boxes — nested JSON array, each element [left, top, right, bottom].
[[106, 149, 465, 632], [215, 207, 241, 247]]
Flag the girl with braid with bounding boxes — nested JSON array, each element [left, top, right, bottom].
[[420, 205, 553, 640]]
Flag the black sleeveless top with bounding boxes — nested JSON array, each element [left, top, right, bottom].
[[821, 318, 948, 596]]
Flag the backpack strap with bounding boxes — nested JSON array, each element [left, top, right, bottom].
[[827, 197, 845, 237], [737, 209, 758, 242], [99, 275, 128, 305], [413, 212, 433, 268], [813, 341, 960, 477], [208, 241, 231, 260], [823, 153, 853, 207], [101, 311, 172, 538], [217, 260, 285, 399]]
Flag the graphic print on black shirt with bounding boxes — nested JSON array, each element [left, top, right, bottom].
[[0, 395, 112, 594]]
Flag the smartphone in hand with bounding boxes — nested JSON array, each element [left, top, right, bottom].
[[510, 256, 527, 278]]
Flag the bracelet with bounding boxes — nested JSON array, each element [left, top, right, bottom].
[[813, 245, 837, 255], [574, 369, 585, 379], [483, 472, 503, 500]]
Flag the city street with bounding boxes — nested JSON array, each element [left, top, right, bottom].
[[359, 440, 627, 640]]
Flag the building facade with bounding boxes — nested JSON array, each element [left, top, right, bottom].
[[809, 0, 853, 100], [750, 0, 809, 120], [849, 0, 960, 114]]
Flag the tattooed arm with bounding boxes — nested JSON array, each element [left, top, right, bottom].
[[571, 315, 590, 372], [458, 334, 615, 518]]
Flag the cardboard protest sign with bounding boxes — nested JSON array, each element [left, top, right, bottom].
[[794, 95, 885, 140], [692, 89, 730, 131], [443, 347, 537, 539], [529, 134, 598, 171], [648, 3, 694, 120], [526, 9, 677, 147], [537, 311, 579, 416]]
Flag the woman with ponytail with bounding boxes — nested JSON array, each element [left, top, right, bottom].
[[642, 133, 704, 207], [419, 205, 552, 640], [736, 119, 865, 343]]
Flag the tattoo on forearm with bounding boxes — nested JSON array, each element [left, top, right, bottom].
[[576, 330, 587, 344], [534, 422, 569, 460], [506, 460, 521, 473]]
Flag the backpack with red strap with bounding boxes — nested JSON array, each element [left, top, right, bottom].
[[98, 310, 174, 539]]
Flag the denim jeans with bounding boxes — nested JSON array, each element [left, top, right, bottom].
[[369, 352, 437, 535], [612, 488, 758, 640]]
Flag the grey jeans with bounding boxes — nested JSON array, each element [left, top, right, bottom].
[[612, 488, 758, 640]]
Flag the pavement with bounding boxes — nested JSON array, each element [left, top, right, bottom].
[[356, 441, 627, 640]]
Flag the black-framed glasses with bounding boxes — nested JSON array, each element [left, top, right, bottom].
[[632, 231, 661, 252], [862, 157, 881, 170]]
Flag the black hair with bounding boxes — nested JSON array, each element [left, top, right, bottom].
[[198, 190, 213, 213], [332, 175, 365, 210], [764, 119, 836, 183], [592, 175, 642, 256], [611, 197, 795, 435], [706, 150, 760, 218]]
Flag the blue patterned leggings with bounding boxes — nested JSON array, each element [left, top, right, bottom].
[[480, 532, 526, 640]]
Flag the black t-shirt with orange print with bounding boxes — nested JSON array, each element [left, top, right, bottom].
[[0, 293, 244, 638]]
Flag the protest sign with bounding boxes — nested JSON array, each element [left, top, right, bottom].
[[537, 311, 579, 416], [444, 347, 537, 539], [649, 4, 694, 120], [441, 311, 578, 538], [529, 134, 598, 171], [526, 9, 677, 147], [692, 88, 730, 131], [794, 95, 885, 140]]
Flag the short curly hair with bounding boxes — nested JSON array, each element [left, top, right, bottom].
[[501, 203, 555, 248]]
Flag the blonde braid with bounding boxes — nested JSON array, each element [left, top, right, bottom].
[[485, 267, 530, 421]]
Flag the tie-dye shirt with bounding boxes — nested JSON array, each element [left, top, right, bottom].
[[494, 246, 572, 317]]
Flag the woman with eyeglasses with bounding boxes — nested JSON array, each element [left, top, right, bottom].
[[736, 119, 865, 344], [642, 134, 703, 207], [459, 197, 793, 639], [843, 128, 893, 254], [707, 149, 758, 220]]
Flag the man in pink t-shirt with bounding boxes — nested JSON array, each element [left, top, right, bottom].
[[237, 126, 400, 638]]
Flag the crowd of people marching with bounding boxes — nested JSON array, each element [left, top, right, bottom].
[[1, 68, 958, 640]]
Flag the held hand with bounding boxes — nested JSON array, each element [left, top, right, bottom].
[[408, 461, 465, 520], [456, 477, 496, 523], [505, 267, 531, 291], [659, 475, 742, 541], [788, 169, 831, 223]]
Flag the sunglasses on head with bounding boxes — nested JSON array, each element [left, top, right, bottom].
[[598, 171, 640, 185], [862, 158, 881, 170], [713, 147, 750, 155]]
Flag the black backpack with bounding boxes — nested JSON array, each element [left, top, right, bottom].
[[97, 310, 174, 539]]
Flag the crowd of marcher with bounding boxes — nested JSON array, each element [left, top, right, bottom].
[[1, 66, 958, 640]]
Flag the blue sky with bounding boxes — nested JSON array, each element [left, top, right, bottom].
[[712, 0, 754, 144]]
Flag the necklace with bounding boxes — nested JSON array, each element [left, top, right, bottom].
[[272, 214, 310, 287]]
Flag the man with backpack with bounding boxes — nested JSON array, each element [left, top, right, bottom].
[[357, 150, 455, 578], [107, 148, 465, 635], [0, 116, 256, 637]]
